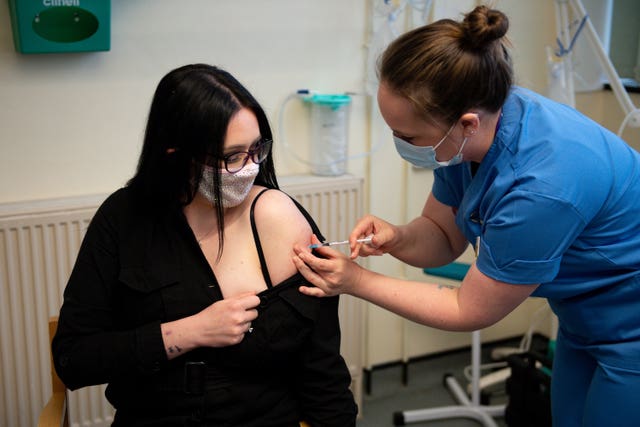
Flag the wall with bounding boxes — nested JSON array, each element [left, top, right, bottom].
[[0, 0, 369, 203], [2, 0, 639, 369], [576, 91, 640, 145]]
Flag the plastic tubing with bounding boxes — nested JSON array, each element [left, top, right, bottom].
[[278, 90, 384, 169]]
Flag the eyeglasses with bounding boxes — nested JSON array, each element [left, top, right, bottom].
[[219, 139, 272, 173]]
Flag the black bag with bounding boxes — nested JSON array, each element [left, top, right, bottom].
[[504, 351, 553, 427]]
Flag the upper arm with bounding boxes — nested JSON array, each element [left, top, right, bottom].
[[458, 263, 539, 329], [422, 192, 468, 259], [252, 190, 313, 284]]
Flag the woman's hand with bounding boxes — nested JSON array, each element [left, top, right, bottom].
[[194, 292, 260, 347], [161, 292, 260, 359], [348, 214, 400, 259], [160, 292, 260, 360], [294, 235, 365, 297]]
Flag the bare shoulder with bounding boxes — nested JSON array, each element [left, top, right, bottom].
[[251, 188, 314, 283], [252, 188, 299, 215], [252, 189, 312, 238]]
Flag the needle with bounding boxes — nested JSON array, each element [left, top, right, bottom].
[[308, 236, 373, 249]]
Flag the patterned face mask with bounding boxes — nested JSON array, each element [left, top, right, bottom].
[[199, 162, 259, 208]]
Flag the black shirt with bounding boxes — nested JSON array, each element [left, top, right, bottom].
[[52, 187, 357, 426]]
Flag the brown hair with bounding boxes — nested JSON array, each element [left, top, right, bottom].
[[379, 5, 513, 126]]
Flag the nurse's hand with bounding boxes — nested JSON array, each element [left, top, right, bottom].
[[294, 235, 364, 297], [348, 214, 400, 259]]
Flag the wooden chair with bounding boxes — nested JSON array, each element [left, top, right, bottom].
[[38, 316, 69, 427]]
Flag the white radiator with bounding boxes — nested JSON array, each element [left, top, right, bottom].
[[0, 174, 363, 427]]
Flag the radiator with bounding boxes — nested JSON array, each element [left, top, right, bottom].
[[0, 174, 364, 427]]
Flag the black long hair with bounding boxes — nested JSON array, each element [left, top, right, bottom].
[[127, 64, 278, 252]]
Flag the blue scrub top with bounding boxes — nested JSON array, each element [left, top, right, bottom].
[[432, 87, 640, 350], [433, 88, 640, 398]]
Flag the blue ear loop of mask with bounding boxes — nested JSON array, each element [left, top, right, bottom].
[[393, 123, 467, 170]]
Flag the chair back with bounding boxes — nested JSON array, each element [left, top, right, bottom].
[[38, 316, 69, 427]]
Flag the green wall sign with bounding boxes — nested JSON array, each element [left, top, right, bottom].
[[8, 0, 110, 54]]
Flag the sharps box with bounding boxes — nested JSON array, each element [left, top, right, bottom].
[[8, 0, 110, 54]]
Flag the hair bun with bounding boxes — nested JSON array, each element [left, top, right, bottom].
[[462, 5, 509, 50]]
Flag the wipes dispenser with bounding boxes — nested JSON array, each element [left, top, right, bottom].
[[303, 93, 352, 176], [8, 0, 110, 53]]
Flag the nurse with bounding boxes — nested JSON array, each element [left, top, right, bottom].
[[293, 5, 640, 427]]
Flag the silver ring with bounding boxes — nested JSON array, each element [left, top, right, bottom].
[[247, 327, 254, 333]]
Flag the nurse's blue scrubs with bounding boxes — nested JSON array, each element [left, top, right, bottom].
[[432, 87, 640, 426]]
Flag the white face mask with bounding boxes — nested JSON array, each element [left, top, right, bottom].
[[199, 162, 259, 207], [393, 124, 467, 170]]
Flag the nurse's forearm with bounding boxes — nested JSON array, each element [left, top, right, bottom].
[[348, 268, 483, 332]]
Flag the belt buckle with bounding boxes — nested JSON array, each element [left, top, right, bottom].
[[184, 361, 206, 395]]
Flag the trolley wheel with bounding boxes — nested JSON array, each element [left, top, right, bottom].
[[481, 389, 492, 406], [392, 411, 406, 426]]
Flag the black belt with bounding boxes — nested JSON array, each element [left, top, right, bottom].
[[184, 361, 206, 395], [157, 359, 233, 395]]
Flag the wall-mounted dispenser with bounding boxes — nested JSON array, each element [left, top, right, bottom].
[[8, 0, 110, 54], [303, 93, 352, 176], [280, 89, 380, 177]]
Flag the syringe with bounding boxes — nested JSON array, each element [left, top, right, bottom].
[[308, 236, 373, 249]]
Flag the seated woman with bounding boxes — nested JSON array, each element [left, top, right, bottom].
[[52, 64, 357, 427]]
